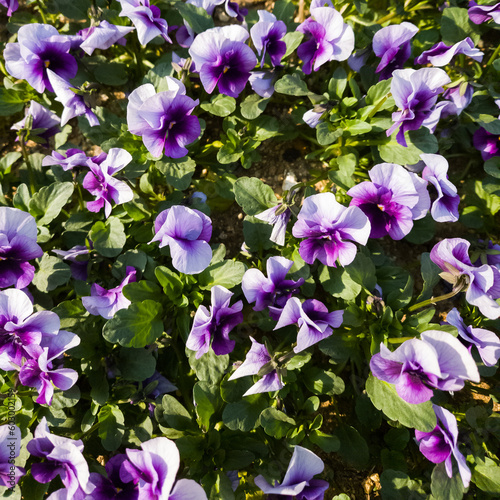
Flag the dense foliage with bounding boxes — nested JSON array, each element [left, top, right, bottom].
[[1, 0, 500, 498]]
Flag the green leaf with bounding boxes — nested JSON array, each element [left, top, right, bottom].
[[343, 119, 372, 136], [198, 260, 246, 290], [274, 73, 309, 96], [176, 1, 214, 32], [316, 122, 342, 146], [282, 32, 304, 58], [365, 375, 437, 431], [416, 252, 441, 302], [193, 382, 220, 430], [33, 255, 71, 292], [102, 300, 164, 347], [187, 348, 229, 384], [404, 215, 435, 244], [123, 280, 162, 303], [484, 157, 500, 179], [273, 0, 296, 23], [380, 470, 427, 500], [94, 62, 129, 86], [155, 395, 196, 431], [234, 177, 277, 215], [260, 408, 296, 439], [473, 461, 500, 494], [156, 156, 196, 190], [303, 367, 345, 395], [241, 94, 270, 120], [155, 266, 183, 299], [335, 424, 369, 467], [365, 78, 392, 105], [243, 216, 273, 251], [441, 7, 481, 45], [318, 264, 361, 301], [328, 67, 347, 99], [13, 184, 31, 212], [98, 404, 124, 451], [222, 398, 267, 432], [0, 87, 29, 116], [201, 95, 236, 117], [431, 462, 464, 500], [90, 217, 126, 258], [29, 182, 74, 226], [309, 429, 341, 452], [379, 128, 438, 165], [117, 348, 156, 382]]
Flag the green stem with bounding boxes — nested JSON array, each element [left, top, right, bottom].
[[36, 1, 48, 24], [376, 11, 397, 25], [20, 135, 36, 195], [366, 92, 392, 119], [487, 44, 500, 66], [408, 289, 461, 312]]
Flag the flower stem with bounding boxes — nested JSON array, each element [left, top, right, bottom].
[[20, 134, 36, 195], [408, 289, 461, 312], [487, 44, 500, 67]]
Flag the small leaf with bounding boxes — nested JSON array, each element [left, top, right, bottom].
[[156, 156, 196, 190], [234, 177, 277, 215], [201, 95, 236, 117], [33, 255, 71, 292], [260, 408, 296, 439], [90, 217, 126, 258], [98, 404, 124, 451], [274, 73, 309, 96], [198, 260, 246, 290], [102, 300, 164, 347], [365, 374, 437, 431], [29, 182, 74, 226]]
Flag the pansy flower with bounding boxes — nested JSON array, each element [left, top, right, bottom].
[[250, 10, 287, 67], [150, 205, 212, 275], [297, 6, 354, 74], [292, 192, 371, 267], [127, 78, 201, 158], [189, 25, 257, 98], [82, 148, 134, 218], [473, 127, 500, 161], [4, 23, 77, 93], [415, 405, 471, 487], [387, 68, 451, 147], [186, 285, 243, 358], [468, 1, 500, 24], [11, 101, 60, 147], [415, 37, 483, 66]]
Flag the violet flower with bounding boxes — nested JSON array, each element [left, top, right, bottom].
[[11, 101, 60, 147], [120, 437, 207, 499], [422, 83, 474, 133], [249, 68, 279, 98], [0, 207, 43, 290], [117, 0, 172, 45], [292, 192, 371, 267], [127, 78, 201, 158], [88, 454, 139, 499], [250, 10, 287, 67], [52, 245, 90, 281], [42, 148, 88, 171], [186, 285, 243, 358], [372, 22, 419, 80], [228, 337, 283, 396], [141, 371, 178, 399], [255, 202, 292, 246], [473, 127, 500, 161], [415, 405, 471, 487], [254, 445, 329, 499], [275, 298, 344, 353], [347, 162, 430, 240], [224, 0, 248, 21], [79, 20, 134, 55], [468, 1, 500, 24], [189, 25, 257, 97], [0, 0, 18, 16], [0, 425, 25, 488], [82, 267, 137, 319], [430, 238, 500, 319], [297, 6, 354, 74], [415, 37, 483, 66], [4, 23, 78, 93], [242, 256, 304, 320], [27, 418, 91, 497], [387, 68, 451, 147], [150, 205, 212, 275], [19, 329, 80, 405], [82, 147, 134, 218], [370, 330, 479, 404], [445, 308, 500, 367], [47, 69, 99, 127], [421, 154, 460, 223], [473, 240, 500, 268], [0, 288, 63, 371]]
